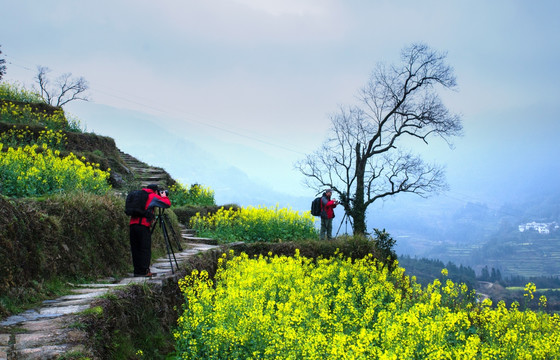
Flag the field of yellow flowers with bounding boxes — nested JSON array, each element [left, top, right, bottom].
[[174, 251, 560, 359], [190, 205, 317, 243], [1, 82, 83, 131], [0, 100, 68, 130], [0, 143, 110, 197], [0, 125, 68, 150]]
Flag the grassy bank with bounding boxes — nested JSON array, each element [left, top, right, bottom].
[[0, 192, 181, 318]]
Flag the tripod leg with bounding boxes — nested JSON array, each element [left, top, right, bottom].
[[335, 213, 347, 237], [163, 214, 183, 251], [161, 220, 179, 273], [150, 215, 160, 235]]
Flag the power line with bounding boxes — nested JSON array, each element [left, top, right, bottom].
[[3, 54, 311, 156]]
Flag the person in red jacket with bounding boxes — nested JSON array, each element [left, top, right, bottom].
[[129, 184, 171, 277], [320, 189, 339, 240]]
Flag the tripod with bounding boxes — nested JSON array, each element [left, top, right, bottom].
[[335, 212, 353, 237], [151, 208, 182, 274]]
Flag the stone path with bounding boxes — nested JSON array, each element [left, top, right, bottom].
[[118, 150, 172, 189], [0, 228, 218, 360]]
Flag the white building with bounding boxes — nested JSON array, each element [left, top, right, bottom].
[[518, 221, 558, 234]]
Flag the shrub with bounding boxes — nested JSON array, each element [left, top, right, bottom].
[[190, 205, 317, 243], [169, 181, 215, 207], [172, 203, 239, 227], [371, 228, 397, 267]]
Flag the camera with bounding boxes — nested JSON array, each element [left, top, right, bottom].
[[159, 189, 169, 197]]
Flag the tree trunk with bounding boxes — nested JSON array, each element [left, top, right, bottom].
[[353, 148, 367, 235]]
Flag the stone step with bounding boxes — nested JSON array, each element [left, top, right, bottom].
[[118, 150, 173, 189], [140, 176, 168, 181], [128, 167, 165, 174], [182, 236, 219, 246]]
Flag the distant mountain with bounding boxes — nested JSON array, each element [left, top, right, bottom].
[[69, 102, 312, 211]]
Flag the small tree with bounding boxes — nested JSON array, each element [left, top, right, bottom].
[[35, 66, 89, 107], [296, 43, 462, 235], [372, 228, 397, 267], [0, 45, 6, 81]]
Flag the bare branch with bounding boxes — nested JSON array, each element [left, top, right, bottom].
[[34, 65, 89, 107], [0, 45, 6, 81], [295, 43, 462, 234]]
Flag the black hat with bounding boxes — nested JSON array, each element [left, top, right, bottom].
[[147, 184, 159, 191]]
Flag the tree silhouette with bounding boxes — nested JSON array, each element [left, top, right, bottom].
[[35, 66, 89, 107], [0, 45, 6, 81], [296, 44, 463, 234]]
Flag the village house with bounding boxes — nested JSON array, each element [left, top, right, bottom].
[[518, 221, 559, 234]]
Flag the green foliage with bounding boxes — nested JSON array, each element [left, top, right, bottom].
[[371, 228, 397, 266], [64, 112, 84, 133], [0, 278, 72, 316], [54, 350, 92, 360], [0, 82, 44, 104], [172, 203, 239, 227], [0, 47, 6, 81], [169, 181, 215, 207], [190, 205, 317, 243], [399, 256, 478, 289]]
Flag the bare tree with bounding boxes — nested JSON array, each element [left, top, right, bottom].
[[0, 45, 6, 81], [35, 66, 89, 107], [296, 44, 463, 235]]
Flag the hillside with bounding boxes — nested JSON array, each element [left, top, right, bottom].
[[0, 98, 184, 320]]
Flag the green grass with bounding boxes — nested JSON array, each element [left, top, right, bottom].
[[83, 283, 177, 360], [0, 82, 44, 104], [0, 278, 74, 316]]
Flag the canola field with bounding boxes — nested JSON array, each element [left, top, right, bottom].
[[190, 205, 317, 243], [174, 251, 560, 359], [0, 143, 110, 196]]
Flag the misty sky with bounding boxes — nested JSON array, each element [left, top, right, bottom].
[[2, 0, 559, 210]]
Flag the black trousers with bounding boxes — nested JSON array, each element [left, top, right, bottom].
[[130, 224, 151, 275]]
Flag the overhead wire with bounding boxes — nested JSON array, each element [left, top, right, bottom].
[[2, 53, 312, 156]]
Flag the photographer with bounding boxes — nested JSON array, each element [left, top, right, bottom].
[[129, 184, 171, 277], [320, 189, 339, 240]]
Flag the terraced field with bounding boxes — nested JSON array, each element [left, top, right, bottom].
[[481, 235, 560, 278], [397, 228, 560, 279]]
